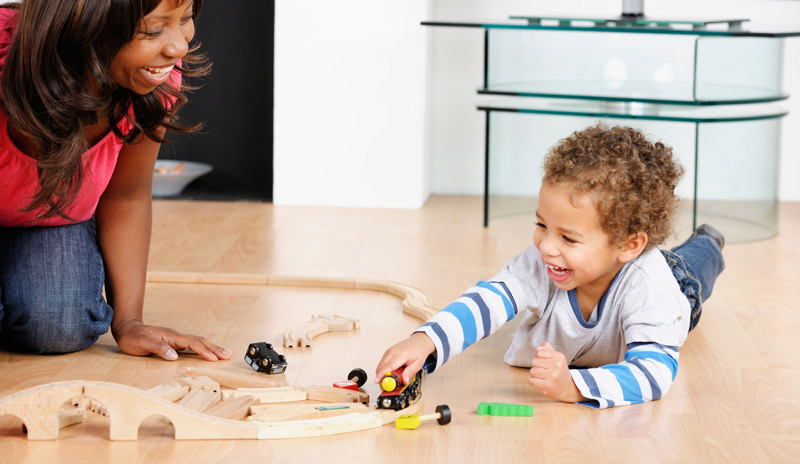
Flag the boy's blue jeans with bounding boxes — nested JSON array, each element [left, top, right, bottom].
[[0, 219, 113, 354], [662, 232, 725, 332]]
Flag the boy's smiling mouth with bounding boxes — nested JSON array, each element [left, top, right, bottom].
[[546, 263, 572, 282]]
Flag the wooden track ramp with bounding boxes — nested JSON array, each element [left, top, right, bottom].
[[0, 380, 423, 441]]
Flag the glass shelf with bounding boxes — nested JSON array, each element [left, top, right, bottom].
[[508, 15, 751, 31], [479, 81, 788, 105], [484, 29, 787, 105], [477, 98, 788, 123], [421, 19, 800, 37], [480, 107, 784, 243], [422, 16, 795, 241]]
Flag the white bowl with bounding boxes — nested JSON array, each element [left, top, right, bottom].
[[152, 160, 213, 197]]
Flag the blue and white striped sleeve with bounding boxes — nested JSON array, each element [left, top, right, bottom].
[[570, 342, 680, 409], [415, 280, 518, 373]]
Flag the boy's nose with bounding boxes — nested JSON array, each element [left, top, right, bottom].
[[538, 236, 559, 257]]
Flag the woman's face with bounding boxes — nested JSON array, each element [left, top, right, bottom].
[[109, 0, 195, 95]]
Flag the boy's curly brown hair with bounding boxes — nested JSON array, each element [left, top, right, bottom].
[[543, 124, 684, 248]]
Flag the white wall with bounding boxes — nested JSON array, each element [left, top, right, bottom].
[[273, 1, 431, 208], [428, 0, 800, 201], [274, 0, 800, 207]]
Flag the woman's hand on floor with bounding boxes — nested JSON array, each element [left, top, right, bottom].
[[113, 319, 232, 361]]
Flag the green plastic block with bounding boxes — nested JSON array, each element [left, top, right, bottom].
[[477, 401, 534, 417]]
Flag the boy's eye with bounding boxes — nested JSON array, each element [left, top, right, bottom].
[[535, 222, 546, 229], [562, 235, 577, 244]]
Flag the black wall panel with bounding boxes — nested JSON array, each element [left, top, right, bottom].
[[162, 1, 274, 201]]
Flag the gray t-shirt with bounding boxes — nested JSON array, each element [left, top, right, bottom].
[[418, 245, 690, 408]]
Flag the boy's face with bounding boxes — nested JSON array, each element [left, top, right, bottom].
[[533, 181, 630, 304], [109, 0, 195, 95]]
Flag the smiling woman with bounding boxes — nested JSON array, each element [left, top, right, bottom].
[[0, 0, 231, 364], [110, 1, 196, 95]]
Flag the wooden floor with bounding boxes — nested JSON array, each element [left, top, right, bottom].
[[2, 195, 800, 463]]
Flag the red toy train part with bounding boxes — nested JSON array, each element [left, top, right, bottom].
[[377, 368, 422, 411], [333, 368, 368, 391]]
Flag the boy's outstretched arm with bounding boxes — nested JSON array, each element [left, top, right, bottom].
[[569, 342, 680, 409], [529, 342, 586, 403], [375, 332, 436, 385], [376, 278, 518, 384]]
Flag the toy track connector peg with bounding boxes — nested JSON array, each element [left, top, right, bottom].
[[244, 342, 288, 375], [476, 401, 534, 417], [395, 404, 452, 430], [333, 368, 368, 391]]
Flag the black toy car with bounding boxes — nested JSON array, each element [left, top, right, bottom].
[[244, 342, 287, 374]]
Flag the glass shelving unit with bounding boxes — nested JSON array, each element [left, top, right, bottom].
[[423, 16, 800, 242]]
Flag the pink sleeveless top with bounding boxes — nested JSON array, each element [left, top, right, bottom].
[[0, 8, 179, 227]]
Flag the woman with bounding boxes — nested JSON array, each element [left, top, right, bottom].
[[0, 0, 230, 362]]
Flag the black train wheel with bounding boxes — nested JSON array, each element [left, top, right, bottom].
[[435, 404, 452, 425], [348, 368, 368, 387]]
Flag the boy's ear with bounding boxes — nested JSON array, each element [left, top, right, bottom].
[[618, 232, 648, 263]]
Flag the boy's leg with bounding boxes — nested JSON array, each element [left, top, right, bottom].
[[0, 220, 113, 353], [661, 224, 726, 331]]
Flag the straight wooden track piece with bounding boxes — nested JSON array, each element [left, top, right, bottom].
[[175, 389, 221, 413], [204, 395, 260, 420], [145, 271, 269, 286], [249, 402, 368, 415], [303, 385, 369, 404], [185, 366, 287, 388], [231, 387, 307, 403], [147, 383, 190, 402], [248, 402, 370, 423], [178, 376, 221, 392]]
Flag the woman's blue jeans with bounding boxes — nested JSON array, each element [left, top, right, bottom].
[[662, 232, 725, 332], [0, 219, 113, 354]]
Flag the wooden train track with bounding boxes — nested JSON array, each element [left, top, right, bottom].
[[0, 379, 423, 440], [0, 272, 438, 441]]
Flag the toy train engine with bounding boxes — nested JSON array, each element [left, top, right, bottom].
[[377, 368, 422, 410]]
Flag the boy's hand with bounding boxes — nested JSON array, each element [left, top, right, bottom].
[[113, 319, 232, 362], [529, 342, 586, 403], [374, 332, 436, 385]]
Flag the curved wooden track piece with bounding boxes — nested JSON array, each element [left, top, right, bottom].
[[145, 272, 440, 321], [282, 314, 359, 348], [0, 380, 423, 440]]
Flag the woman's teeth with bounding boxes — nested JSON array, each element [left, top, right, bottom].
[[143, 65, 174, 77]]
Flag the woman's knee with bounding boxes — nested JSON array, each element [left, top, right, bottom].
[[1, 295, 112, 354]]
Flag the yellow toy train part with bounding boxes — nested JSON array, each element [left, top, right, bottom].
[[395, 404, 451, 430]]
